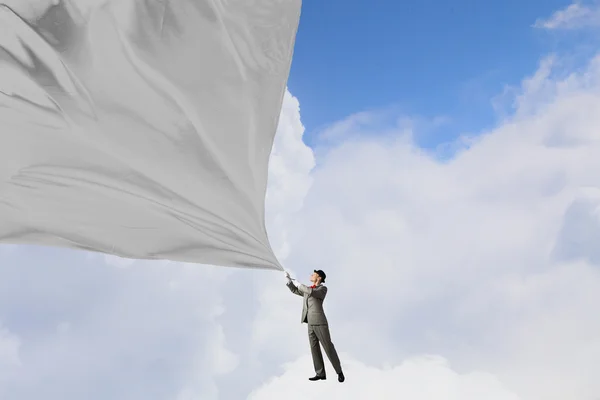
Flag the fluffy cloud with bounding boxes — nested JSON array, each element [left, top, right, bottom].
[[0, 250, 237, 400], [250, 51, 600, 400], [0, 324, 21, 390], [533, 1, 600, 30], [264, 90, 316, 261], [248, 355, 520, 400]]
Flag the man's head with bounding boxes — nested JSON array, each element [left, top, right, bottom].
[[310, 269, 326, 284]]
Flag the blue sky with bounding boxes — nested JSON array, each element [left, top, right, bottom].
[[288, 0, 580, 148]]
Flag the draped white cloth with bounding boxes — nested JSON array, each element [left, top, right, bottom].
[[0, 0, 302, 270]]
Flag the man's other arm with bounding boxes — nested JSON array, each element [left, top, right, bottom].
[[286, 280, 303, 296]]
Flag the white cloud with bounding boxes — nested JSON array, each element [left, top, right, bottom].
[[533, 1, 600, 29], [265, 90, 316, 261], [248, 355, 520, 400], [0, 255, 238, 400], [0, 324, 21, 398], [248, 53, 600, 400], [0, 324, 21, 369]]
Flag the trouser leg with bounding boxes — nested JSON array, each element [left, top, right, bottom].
[[308, 325, 325, 376], [313, 324, 342, 374]]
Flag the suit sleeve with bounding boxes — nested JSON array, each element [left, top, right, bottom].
[[286, 281, 303, 296], [296, 284, 327, 300]]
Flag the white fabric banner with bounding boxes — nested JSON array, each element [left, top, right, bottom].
[[0, 0, 302, 270]]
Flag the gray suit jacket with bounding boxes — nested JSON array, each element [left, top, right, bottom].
[[286, 281, 329, 325]]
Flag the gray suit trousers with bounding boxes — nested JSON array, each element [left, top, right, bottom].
[[308, 324, 342, 376]]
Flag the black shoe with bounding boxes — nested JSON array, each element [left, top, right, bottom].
[[308, 375, 326, 381], [338, 372, 345, 382]]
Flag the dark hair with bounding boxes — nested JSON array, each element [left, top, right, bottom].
[[314, 269, 326, 283]]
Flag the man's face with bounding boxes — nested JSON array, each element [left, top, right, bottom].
[[310, 272, 322, 284]]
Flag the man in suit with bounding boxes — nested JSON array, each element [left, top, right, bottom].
[[286, 269, 345, 383]]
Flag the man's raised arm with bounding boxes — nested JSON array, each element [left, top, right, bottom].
[[285, 272, 303, 296]]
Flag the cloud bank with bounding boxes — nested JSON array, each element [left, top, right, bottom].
[[250, 50, 600, 400], [249, 355, 520, 400]]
